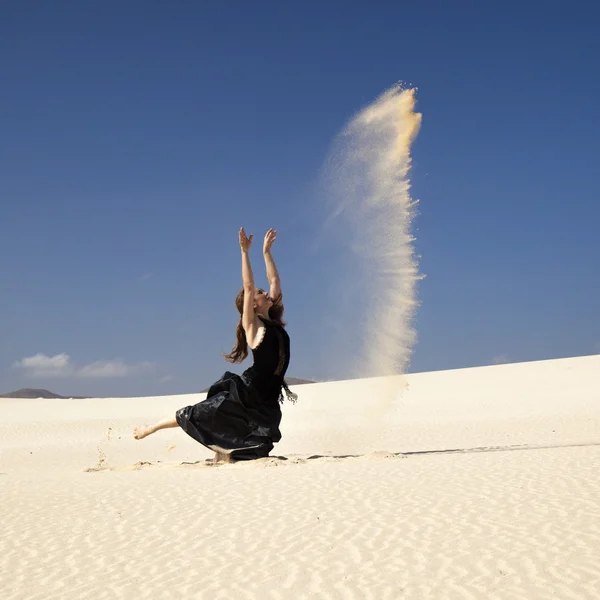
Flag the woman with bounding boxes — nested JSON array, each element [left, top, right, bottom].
[[133, 227, 296, 461]]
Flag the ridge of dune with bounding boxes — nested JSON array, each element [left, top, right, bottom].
[[1, 353, 599, 599]]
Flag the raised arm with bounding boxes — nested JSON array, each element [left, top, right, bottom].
[[263, 228, 282, 302], [239, 228, 258, 339]]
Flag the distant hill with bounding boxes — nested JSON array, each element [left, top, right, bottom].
[[200, 377, 315, 394], [0, 388, 90, 399], [2, 380, 316, 399]]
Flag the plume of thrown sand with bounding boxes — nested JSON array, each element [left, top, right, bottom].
[[322, 85, 422, 385]]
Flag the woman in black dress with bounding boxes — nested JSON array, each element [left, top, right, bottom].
[[133, 227, 296, 461]]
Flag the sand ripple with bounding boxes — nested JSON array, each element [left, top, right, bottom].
[[2, 445, 600, 599]]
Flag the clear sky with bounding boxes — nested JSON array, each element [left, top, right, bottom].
[[2, 1, 599, 397]]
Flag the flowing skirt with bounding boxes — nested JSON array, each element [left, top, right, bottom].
[[175, 371, 282, 461]]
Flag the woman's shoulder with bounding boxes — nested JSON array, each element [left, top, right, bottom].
[[259, 316, 286, 329]]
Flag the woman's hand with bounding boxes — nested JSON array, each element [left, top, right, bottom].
[[263, 228, 277, 254], [239, 227, 253, 252]]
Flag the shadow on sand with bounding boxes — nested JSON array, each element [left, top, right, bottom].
[[84, 440, 600, 473]]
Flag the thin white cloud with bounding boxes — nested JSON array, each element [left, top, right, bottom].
[[491, 354, 510, 365], [78, 360, 153, 379], [13, 353, 71, 376], [158, 375, 173, 383], [136, 273, 153, 283], [13, 353, 153, 379]]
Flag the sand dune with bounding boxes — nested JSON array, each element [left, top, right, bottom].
[[1, 355, 599, 599]]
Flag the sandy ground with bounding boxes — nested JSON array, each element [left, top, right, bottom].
[[1, 355, 599, 599]]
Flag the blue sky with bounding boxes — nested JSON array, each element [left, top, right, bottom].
[[1, 1, 599, 396]]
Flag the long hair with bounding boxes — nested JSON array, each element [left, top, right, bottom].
[[223, 288, 285, 363]]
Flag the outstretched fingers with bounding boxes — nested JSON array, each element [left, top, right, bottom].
[[263, 228, 277, 252], [239, 227, 253, 250]]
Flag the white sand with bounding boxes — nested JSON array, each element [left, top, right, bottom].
[[1, 355, 599, 599]]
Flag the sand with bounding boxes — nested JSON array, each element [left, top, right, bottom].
[[322, 85, 422, 379], [1, 354, 599, 599]]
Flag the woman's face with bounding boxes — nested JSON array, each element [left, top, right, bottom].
[[254, 288, 273, 311]]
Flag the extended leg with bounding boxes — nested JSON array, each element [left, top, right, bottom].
[[134, 415, 178, 440]]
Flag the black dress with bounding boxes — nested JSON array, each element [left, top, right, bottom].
[[175, 318, 296, 460]]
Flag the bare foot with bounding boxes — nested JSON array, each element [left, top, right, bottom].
[[208, 445, 234, 463], [133, 425, 153, 440], [214, 452, 233, 464]]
